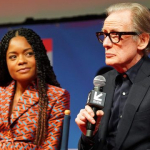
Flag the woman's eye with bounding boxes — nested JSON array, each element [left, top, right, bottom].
[[26, 52, 34, 56], [9, 55, 16, 59]]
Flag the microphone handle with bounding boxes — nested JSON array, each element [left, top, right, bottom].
[[86, 107, 98, 137]]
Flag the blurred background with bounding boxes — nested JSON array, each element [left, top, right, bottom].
[[0, 0, 150, 149]]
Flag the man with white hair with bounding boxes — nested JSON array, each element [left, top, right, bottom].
[[75, 3, 150, 150]]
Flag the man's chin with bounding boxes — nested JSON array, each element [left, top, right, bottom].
[[105, 60, 114, 67]]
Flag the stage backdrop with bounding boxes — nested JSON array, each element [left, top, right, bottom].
[[0, 19, 106, 149]]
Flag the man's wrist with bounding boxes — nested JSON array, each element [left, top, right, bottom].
[[81, 132, 98, 146]]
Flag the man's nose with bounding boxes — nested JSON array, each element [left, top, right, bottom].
[[103, 36, 113, 48]]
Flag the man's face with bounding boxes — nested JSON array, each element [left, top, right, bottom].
[[102, 10, 143, 72]]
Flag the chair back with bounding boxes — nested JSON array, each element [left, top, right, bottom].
[[60, 110, 71, 150]]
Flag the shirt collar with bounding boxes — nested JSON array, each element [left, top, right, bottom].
[[115, 57, 144, 84], [125, 57, 144, 83]]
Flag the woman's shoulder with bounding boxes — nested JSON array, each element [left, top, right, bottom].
[[0, 85, 9, 91], [0, 80, 15, 91], [46, 84, 70, 96], [46, 84, 70, 106], [0, 86, 5, 91]]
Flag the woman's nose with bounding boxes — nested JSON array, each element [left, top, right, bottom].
[[18, 55, 27, 65]]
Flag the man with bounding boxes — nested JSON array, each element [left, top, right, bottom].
[[75, 3, 150, 150]]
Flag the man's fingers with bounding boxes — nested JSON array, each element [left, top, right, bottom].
[[96, 110, 104, 116], [80, 108, 96, 124], [85, 105, 95, 117]]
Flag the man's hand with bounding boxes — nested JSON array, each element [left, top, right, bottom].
[[75, 105, 104, 136]]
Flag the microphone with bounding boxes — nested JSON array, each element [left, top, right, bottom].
[[86, 75, 106, 137]]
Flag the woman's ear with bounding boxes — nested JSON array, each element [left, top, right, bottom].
[[137, 33, 150, 50]]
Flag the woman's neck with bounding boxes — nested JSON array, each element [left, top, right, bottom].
[[15, 81, 30, 97]]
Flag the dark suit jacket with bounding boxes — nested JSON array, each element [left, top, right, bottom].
[[79, 56, 150, 150]]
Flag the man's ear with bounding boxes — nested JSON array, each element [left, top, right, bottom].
[[137, 33, 150, 50]]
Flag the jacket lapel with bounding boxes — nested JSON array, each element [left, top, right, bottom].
[[1, 80, 39, 124], [99, 70, 117, 139], [11, 81, 39, 124], [115, 57, 150, 149]]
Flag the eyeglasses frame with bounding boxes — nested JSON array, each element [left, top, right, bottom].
[[96, 32, 140, 44]]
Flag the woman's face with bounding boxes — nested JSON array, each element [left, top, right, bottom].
[[6, 36, 36, 84]]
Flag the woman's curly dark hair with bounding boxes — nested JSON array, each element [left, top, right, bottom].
[[0, 28, 61, 146]]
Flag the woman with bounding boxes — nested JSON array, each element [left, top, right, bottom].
[[0, 28, 70, 149]]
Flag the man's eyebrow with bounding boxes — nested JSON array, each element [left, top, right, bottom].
[[101, 29, 120, 32]]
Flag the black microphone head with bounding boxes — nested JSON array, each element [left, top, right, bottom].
[[93, 75, 106, 88]]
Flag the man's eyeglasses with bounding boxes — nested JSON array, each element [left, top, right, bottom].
[[96, 32, 139, 44]]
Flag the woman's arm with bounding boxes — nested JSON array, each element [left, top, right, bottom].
[[40, 89, 70, 150]]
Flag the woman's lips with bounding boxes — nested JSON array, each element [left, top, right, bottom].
[[17, 68, 30, 73]]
